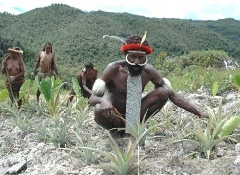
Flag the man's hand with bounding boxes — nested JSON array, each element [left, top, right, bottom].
[[2, 60, 7, 67], [7, 76, 15, 82], [199, 113, 209, 118], [99, 98, 114, 118]]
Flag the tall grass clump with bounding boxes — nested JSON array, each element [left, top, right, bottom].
[[175, 99, 240, 159], [82, 132, 147, 175]]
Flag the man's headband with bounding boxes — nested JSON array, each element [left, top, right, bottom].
[[120, 44, 152, 55], [103, 31, 152, 55]]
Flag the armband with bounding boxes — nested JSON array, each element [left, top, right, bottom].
[[92, 78, 107, 96], [162, 78, 173, 91]]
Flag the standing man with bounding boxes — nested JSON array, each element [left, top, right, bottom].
[[89, 34, 207, 137], [2, 47, 25, 108], [32, 42, 59, 102], [67, 62, 98, 106]]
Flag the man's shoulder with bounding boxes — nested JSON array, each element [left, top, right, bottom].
[[107, 60, 124, 68], [144, 64, 156, 70]]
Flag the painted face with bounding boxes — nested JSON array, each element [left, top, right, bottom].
[[126, 52, 147, 76], [126, 52, 147, 66]]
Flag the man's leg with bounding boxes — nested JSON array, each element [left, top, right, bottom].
[[94, 104, 125, 130], [94, 104, 126, 140], [141, 87, 169, 121]]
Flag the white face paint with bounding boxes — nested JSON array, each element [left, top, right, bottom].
[[125, 51, 148, 67]]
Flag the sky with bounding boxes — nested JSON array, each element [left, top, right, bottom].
[[0, 0, 240, 21]]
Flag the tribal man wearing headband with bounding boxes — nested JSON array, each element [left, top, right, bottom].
[[89, 34, 207, 138]]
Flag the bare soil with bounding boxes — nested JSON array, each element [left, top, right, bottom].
[[1, 91, 240, 175]]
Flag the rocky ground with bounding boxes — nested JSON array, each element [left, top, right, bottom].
[[1, 90, 240, 175]]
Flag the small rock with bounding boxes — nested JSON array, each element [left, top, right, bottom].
[[55, 169, 64, 175], [8, 160, 27, 174], [234, 155, 240, 165], [235, 143, 240, 152]]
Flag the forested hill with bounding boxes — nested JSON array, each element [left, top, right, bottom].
[[1, 3, 240, 76]]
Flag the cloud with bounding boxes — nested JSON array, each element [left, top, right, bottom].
[[0, 0, 240, 20]]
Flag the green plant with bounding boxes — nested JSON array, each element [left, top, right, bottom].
[[47, 116, 71, 147], [186, 117, 227, 159], [212, 81, 219, 97], [70, 131, 94, 164], [123, 114, 157, 146], [1, 103, 22, 118], [175, 99, 240, 159], [13, 115, 33, 138], [206, 99, 240, 128], [39, 76, 68, 116], [0, 89, 9, 102], [219, 115, 240, 138], [230, 74, 240, 91], [160, 104, 173, 130], [35, 119, 50, 142], [69, 77, 87, 109], [73, 106, 90, 128], [82, 132, 147, 175]]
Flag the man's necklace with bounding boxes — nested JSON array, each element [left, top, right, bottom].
[[125, 73, 142, 134]]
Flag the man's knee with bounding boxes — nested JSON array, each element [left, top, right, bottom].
[[93, 104, 102, 122], [155, 87, 169, 102]]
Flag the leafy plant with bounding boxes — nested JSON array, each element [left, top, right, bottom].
[[71, 131, 94, 164], [19, 77, 40, 105], [82, 131, 147, 175], [73, 107, 90, 128], [232, 74, 240, 91], [206, 99, 240, 128], [35, 119, 50, 142], [1, 103, 23, 118], [70, 77, 87, 109], [39, 76, 68, 116], [186, 117, 227, 159], [0, 89, 9, 102], [219, 115, 240, 138], [175, 99, 240, 159], [47, 117, 71, 147], [123, 114, 157, 146], [212, 81, 219, 97], [222, 74, 240, 92], [160, 104, 173, 130], [13, 116, 33, 138]]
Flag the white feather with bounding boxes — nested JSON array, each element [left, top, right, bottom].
[[103, 35, 126, 44]]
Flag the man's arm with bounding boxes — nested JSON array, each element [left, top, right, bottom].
[[32, 53, 41, 74], [15, 57, 25, 79], [1, 59, 7, 74], [88, 62, 116, 106], [148, 64, 207, 118], [81, 72, 93, 94], [51, 55, 59, 76]]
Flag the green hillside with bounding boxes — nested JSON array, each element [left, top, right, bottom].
[[1, 3, 240, 79]]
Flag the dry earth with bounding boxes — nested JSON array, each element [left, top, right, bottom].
[[1, 90, 240, 175]]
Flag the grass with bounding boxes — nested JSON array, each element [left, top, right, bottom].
[[168, 67, 240, 93], [82, 132, 147, 175]]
